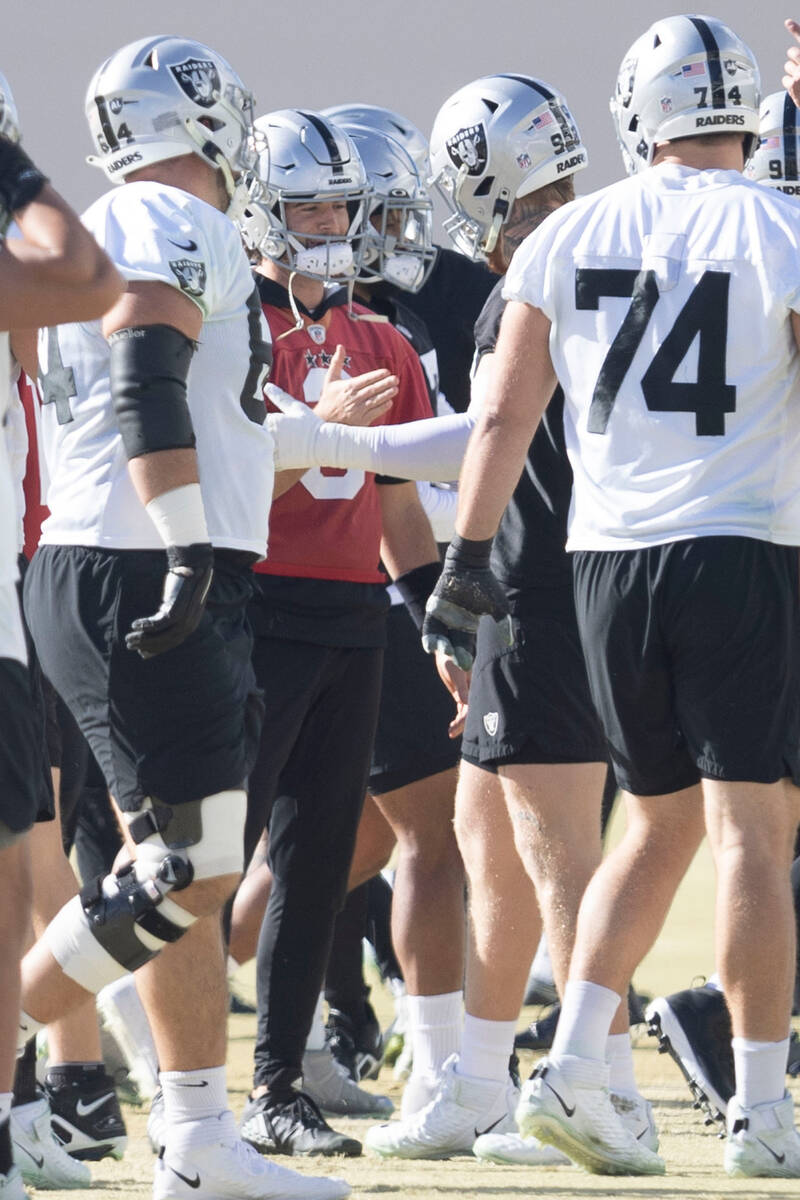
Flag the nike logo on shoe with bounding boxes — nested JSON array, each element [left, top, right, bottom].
[[168, 238, 199, 252], [76, 1093, 114, 1116], [475, 1115, 505, 1138], [169, 1166, 201, 1188], [13, 1143, 43, 1170], [544, 1079, 576, 1118], [756, 1137, 786, 1164]]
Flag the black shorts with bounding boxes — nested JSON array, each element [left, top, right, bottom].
[[0, 656, 40, 833], [572, 537, 800, 796], [461, 582, 606, 770], [17, 558, 55, 822], [369, 604, 461, 795], [24, 545, 263, 813]]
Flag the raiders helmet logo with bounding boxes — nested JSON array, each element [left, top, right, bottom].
[[446, 123, 488, 176], [483, 712, 499, 737], [169, 257, 207, 297], [170, 58, 220, 109], [617, 56, 638, 109]]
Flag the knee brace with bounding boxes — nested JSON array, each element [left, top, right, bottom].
[[44, 790, 246, 994]]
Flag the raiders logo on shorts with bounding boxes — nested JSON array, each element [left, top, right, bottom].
[[170, 58, 220, 109]]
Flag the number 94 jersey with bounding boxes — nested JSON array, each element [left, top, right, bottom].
[[504, 163, 800, 551], [37, 181, 273, 557]]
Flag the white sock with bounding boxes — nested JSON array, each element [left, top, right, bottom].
[[530, 933, 554, 987], [161, 1066, 229, 1126], [551, 980, 621, 1064], [706, 973, 723, 992], [406, 991, 462, 1078], [606, 1032, 638, 1095], [0, 1095, 11, 1125], [226, 955, 240, 980], [306, 993, 326, 1052], [732, 1036, 790, 1109], [457, 1013, 516, 1084]]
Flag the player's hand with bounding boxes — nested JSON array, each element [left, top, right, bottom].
[[421, 535, 512, 671], [435, 651, 470, 738], [316, 343, 398, 425], [785, 18, 800, 105], [126, 543, 213, 659]]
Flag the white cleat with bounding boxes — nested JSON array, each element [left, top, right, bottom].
[[473, 1130, 570, 1166], [11, 1098, 92, 1189], [366, 1056, 516, 1160], [610, 1090, 659, 1152], [153, 1111, 350, 1200], [725, 1092, 800, 1178], [517, 1056, 665, 1176], [399, 1070, 440, 1120], [301, 1047, 393, 1117], [0, 1167, 27, 1200]]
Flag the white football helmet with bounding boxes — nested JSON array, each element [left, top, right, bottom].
[[611, 15, 760, 175], [322, 103, 429, 180], [85, 35, 261, 214], [429, 73, 587, 261], [745, 91, 800, 193], [333, 123, 435, 292], [238, 108, 370, 282], [0, 71, 20, 143]]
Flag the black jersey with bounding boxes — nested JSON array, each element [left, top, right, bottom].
[[475, 278, 572, 590], [380, 246, 494, 414], [358, 290, 438, 412]]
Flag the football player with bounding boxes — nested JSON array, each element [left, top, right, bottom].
[[14, 38, 347, 1200], [425, 13, 800, 1180]]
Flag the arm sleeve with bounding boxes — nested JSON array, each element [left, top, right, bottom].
[[416, 480, 459, 542], [306, 411, 474, 481]]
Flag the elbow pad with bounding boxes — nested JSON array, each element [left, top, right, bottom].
[[109, 324, 196, 460]]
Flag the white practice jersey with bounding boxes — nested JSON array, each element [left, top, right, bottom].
[[38, 181, 273, 555], [504, 163, 800, 550]]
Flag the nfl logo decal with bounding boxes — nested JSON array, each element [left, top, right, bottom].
[[483, 712, 499, 736], [517, 152, 532, 169], [660, 96, 673, 114], [307, 324, 326, 345], [170, 58, 220, 108]]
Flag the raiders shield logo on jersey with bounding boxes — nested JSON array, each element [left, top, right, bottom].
[[169, 257, 207, 297], [446, 124, 488, 176], [483, 712, 499, 736], [170, 58, 220, 109]]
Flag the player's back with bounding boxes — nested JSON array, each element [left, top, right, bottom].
[[506, 163, 800, 550]]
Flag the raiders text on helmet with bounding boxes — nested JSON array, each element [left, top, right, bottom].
[[85, 35, 261, 214], [610, 14, 760, 175], [746, 91, 800, 191], [429, 73, 588, 261], [237, 108, 370, 282]]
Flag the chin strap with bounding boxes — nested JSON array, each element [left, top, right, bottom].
[[345, 280, 389, 324]]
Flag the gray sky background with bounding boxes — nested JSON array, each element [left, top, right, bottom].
[[4, 1, 794, 216]]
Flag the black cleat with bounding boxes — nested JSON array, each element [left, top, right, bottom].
[[514, 1003, 560, 1051], [787, 1031, 800, 1079], [645, 985, 734, 1131], [240, 1090, 361, 1158], [325, 1004, 383, 1082], [45, 1065, 127, 1161]]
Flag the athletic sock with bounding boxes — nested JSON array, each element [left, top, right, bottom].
[[732, 1035, 790, 1109], [551, 980, 621, 1064], [406, 991, 462, 1078], [161, 1066, 229, 1127], [606, 1032, 638, 1094], [457, 1013, 516, 1084], [306, 993, 326, 1052]]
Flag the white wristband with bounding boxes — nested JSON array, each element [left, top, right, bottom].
[[145, 483, 210, 548]]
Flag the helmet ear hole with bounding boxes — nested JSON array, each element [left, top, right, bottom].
[[473, 176, 494, 197]]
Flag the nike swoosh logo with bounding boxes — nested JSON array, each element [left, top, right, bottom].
[[76, 1093, 114, 1116], [168, 238, 198, 252], [169, 1166, 201, 1188], [756, 1137, 786, 1164], [174, 1081, 208, 1087], [13, 1141, 43, 1170], [475, 1115, 505, 1138], [544, 1079, 576, 1118]]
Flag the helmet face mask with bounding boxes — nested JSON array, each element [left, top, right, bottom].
[[85, 35, 260, 213], [610, 15, 761, 175], [429, 74, 588, 262], [745, 90, 800, 194], [237, 109, 371, 283], [0, 71, 20, 144]]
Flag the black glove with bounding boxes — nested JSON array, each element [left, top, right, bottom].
[[421, 534, 512, 671], [0, 135, 47, 231], [126, 543, 214, 660]]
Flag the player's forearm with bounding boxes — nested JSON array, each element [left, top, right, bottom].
[[127, 448, 199, 508]]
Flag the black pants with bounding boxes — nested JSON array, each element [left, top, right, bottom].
[[247, 636, 383, 1092]]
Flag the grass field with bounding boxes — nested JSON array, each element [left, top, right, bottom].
[[60, 828, 800, 1200]]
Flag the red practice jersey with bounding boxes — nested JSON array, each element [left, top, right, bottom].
[[257, 284, 433, 582]]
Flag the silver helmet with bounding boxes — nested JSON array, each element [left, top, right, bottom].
[[611, 15, 760, 175], [238, 108, 370, 282], [333, 122, 434, 292], [745, 91, 800, 193], [85, 35, 261, 214], [322, 103, 429, 180], [429, 73, 587, 261], [0, 71, 20, 143]]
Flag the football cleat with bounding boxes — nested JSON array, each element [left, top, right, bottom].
[[153, 1110, 351, 1200], [147, 1089, 166, 1155], [517, 1056, 665, 1176], [301, 1047, 393, 1118], [45, 1064, 127, 1161], [646, 986, 733, 1127], [725, 1092, 800, 1177], [610, 1091, 659, 1152], [240, 1091, 361, 1158], [11, 1097, 92, 1189], [365, 1056, 516, 1160], [473, 1130, 569, 1166], [0, 1166, 26, 1200], [325, 1006, 383, 1083]]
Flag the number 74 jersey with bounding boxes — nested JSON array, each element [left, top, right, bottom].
[[37, 180, 274, 557], [504, 162, 800, 551]]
